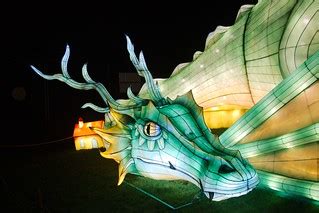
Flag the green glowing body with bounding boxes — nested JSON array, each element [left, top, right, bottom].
[[31, 0, 319, 202]]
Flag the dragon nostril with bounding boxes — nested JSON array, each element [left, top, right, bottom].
[[218, 164, 235, 174], [209, 192, 214, 199], [168, 161, 176, 170], [99, 147, 107, 152]]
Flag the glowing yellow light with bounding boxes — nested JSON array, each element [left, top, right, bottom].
[[215, 49, 220, 53], [232, 110, 241, 117], [73, 120, 105, 150], [200, 64, 204, 68], [78, 117, 84, 128], [80, 139, 85, 148], [210, 106, 219, 111]]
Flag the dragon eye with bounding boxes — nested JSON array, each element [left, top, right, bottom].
[[144, 122, 161, 137]]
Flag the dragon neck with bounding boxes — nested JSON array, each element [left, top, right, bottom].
[[139, 0, 302, 110], [136, 0, 318, 130]]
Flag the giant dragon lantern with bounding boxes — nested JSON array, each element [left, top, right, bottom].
[[31, 0, 319, 202]]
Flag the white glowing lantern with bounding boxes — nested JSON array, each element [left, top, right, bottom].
[[210, 106, 219, 111], [232, 110, 241, 117], [303, 18, 309, 24]]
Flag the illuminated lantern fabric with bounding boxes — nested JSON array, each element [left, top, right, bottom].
[[31, 0, 319, 201], [73, 119, 104, 150]]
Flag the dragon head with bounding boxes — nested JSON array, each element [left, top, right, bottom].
[[31, 36, 258, 201]]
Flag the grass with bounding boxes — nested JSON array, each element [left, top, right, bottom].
[[1, 142, 319, 212]]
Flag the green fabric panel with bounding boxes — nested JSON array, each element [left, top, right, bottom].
[[258, 170, 319, 201], [236, 123, 319, 158]]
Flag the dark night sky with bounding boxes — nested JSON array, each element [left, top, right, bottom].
[[2, 0, 258, 145]]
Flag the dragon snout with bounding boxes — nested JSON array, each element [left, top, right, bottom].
[[200, 158, 259, 201]]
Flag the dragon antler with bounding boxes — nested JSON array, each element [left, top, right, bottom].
[[126, 36, 167, 106], [30, 44, 142, 113]]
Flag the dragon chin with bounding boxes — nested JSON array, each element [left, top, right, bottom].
[[133, 156, 259, 201]]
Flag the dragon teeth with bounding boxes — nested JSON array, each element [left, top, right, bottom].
[[134, 129, 140, 137], [103, 141, 110, 150], [157, 138, 165, 150], [147, 140, 155, 151], [138, 137, 146, 146]]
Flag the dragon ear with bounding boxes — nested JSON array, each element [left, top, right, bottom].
[[171, 90, 212, 140], [104, 112, 117, 129], [171, 90, 202, 113]]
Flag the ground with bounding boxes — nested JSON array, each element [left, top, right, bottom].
[[1, 141, 318, 212]]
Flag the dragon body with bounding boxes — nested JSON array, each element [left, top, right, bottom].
[[31, 0, 319, 202]]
